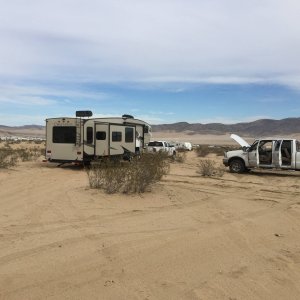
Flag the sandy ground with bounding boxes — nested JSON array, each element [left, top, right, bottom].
[[152, 132, 238, 145], [1, 149, 300, 299], [152, 132, 300, 146]]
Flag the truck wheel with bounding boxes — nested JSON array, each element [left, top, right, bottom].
[[229, 159, 246, 173]]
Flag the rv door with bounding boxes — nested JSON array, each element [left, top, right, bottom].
[[95, 123, 109, 156]]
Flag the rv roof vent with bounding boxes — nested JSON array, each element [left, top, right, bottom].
[[76, 110, 93, 117], [122, 114, 134, 119]]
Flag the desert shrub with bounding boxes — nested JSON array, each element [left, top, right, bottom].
[[0, 148, 18, 168], [195, 145, 240, 157], [195, 145, 211, 157], [14, 146, 44, 161], [174, 151, 186, 163], [197, 159, 225, 177], [87, 152, 170, 194], [195, 145, 224, 157], [124, 152, 170, 193]]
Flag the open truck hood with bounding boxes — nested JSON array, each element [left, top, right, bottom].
[[230, 134, 250, 148]]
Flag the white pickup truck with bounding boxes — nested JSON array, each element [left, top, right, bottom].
[[223, 134, 300, 173], [147, 141, 176, 157]]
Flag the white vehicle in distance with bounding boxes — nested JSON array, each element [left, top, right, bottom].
[[223, 134, 300, 173], [147, 141, 176, 157], [174, 142, 193, 151]]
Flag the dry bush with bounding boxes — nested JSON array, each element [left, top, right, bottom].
[[87, 160, 128, 194], [17, 146, 45, 162], [0, 145, 44, 168], [174, 151, 186, 163], [195, 145, 211, 157], [195, 145, 223, 157], [197, 159, 225, 177], [195, 145, 240, 157], [87, 152, 170, 194], [124, 152, 170, 193], [0, 148, 18, 168]]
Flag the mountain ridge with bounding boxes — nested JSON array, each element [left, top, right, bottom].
[[1, 117, 300, 137], [151, 117, 300, 136]]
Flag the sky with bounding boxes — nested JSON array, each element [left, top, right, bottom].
[[1, 0, 300, 126]]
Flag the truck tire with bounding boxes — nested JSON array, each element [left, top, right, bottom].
[[229, 159, 246, 173]]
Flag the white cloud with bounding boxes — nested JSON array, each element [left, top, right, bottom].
[[0, 83, 109, 106], [0, 0, 300, 86]]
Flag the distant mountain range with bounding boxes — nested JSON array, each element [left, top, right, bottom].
[[1, 118, 300, 137], [0, 125, 45, 137], [151, 118, 300, 136]]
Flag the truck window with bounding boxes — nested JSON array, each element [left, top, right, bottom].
[[53, 126, 76, 144], [125, 127, 134, 143], [96, 131, 106, 140], [86, 127, 93, 144], [112, 131, 122, 142], [148, 141, 163, 147]]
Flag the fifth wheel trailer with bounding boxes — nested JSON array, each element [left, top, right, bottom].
[[45, 112, 151, 164]]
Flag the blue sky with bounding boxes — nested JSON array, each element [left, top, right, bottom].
[[1, 0, 300, 125]]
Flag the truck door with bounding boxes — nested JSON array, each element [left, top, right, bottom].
[[95, 123, 109, 156], [273, 140, 282, 168], [248, 140, 259, 167], [258, 140, 273, 167], [110, 125, 136, 156], [281, 140, 292, 168], [296, 141, 300, 170]]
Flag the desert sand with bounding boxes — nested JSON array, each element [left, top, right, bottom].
[[1, 146, 300, 299]]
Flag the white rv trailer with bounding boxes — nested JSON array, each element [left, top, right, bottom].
[[45, 112, 151, 163]]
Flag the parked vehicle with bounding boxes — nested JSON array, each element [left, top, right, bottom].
[[147, 141, 176, 157], [223, 134, 300, 173], [45, 111, 152, 164], [174, 142, 193, 151]]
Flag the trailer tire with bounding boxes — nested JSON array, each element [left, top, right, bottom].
[[229, 159, 246, 173]]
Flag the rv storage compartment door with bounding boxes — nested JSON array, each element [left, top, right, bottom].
[[95, 123, 109, 156]]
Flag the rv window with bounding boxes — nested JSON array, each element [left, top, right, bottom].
[[96, 131, 106, 140], [297, 141, 300, 152], [144, 126, 149, 134], [86, 127, 93, 144], [112, 131, 122, 142], [125, 127, 134, 143], [53, 126, 76, 144]]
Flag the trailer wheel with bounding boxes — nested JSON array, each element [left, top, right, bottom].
[[229, 159, 246, 173]]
